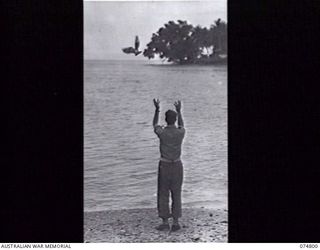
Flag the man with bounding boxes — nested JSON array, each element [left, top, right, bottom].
[[152, 98, 185, 232]]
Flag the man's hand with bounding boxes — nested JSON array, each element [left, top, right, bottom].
[[153, 99, 160, 127], [153, 98, 160, 111], [174, 100, 184, 127], [174, 100, 182, 113]]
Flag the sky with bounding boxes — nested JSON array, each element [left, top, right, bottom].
[[84, 0, 227, 60]]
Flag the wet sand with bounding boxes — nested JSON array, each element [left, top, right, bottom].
[[84, 207, 227, 242]]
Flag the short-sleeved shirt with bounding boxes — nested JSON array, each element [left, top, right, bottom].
[[154, 124, 185, 161]]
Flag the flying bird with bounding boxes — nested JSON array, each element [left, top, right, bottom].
[[122, 36, 142, 56]]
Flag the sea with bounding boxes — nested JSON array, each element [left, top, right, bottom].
[[84, 59, 227, 212]]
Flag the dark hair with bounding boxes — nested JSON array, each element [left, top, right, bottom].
[[165, 110, 177, 125]]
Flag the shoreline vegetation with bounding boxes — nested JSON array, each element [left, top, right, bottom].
[[84, 207, 227, 243], [143, 19, 227, 65]]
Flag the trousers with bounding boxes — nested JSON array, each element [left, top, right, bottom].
[[157, 160, 183, 219]]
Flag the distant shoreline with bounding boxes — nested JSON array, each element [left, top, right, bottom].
[[84, 58, 227, 66], [84, 207, 227, 243]]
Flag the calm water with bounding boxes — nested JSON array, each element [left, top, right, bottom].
[[84, 59, 227, 212]]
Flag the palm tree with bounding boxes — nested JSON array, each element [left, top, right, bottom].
[[210, 19, 227, 55], [143, 19, 227, 64]]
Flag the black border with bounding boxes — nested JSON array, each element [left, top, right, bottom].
[[2, 1, 83, 242], [228, 1, 320, 242]]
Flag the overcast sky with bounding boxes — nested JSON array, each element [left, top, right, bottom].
[[84, 1, 227, 60]]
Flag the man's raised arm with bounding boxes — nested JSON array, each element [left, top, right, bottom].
[[153, 98, 160, 127], [174, 100, 184, 128]]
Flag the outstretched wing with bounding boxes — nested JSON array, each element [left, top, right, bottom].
[[134, 36, 140, 51], [122, 47, 135, 54]]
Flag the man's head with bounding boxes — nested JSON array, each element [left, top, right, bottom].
[[165, 110, 177, 125]]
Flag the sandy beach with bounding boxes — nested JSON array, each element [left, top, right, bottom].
[[84, 207, 227, 243]]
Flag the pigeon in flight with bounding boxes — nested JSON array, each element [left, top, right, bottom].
[[122, 36, 142, 56]]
